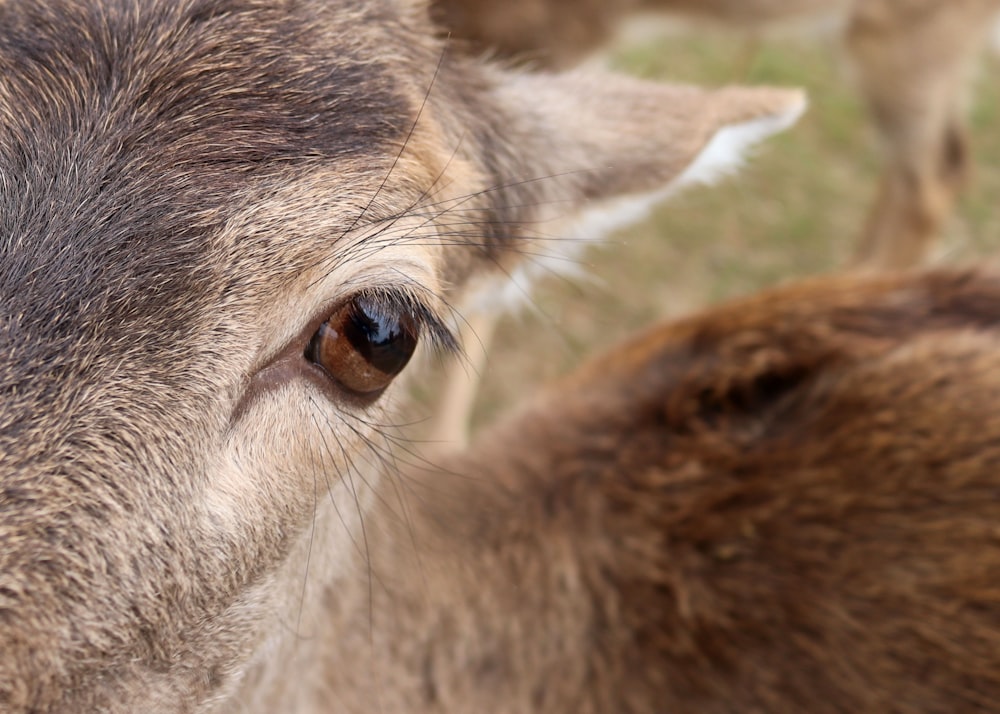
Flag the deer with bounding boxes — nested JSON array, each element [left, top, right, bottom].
[[0, 0, 807, 711], [427, 0, 1000, 446], [2, 4, 999, 711]]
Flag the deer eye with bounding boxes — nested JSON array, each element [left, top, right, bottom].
[[305, 294, 419, 398]]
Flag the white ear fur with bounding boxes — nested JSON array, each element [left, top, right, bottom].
[[672, 96, 807, 190], [467, 92, 807, 315], [563, 92, 806, 245]]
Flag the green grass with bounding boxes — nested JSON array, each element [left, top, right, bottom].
[[432, 33, 1000, 432]]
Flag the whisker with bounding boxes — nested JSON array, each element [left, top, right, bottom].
[[335, 43, 451, 246], [321, 163, 603, 280], [308, 132, 469, 285], [294, 447, 320, 640], [309, 403, 370, 562]]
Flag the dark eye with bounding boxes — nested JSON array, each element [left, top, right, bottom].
[[305, 294, 419, 398]]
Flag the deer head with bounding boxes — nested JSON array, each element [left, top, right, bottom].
[[0, 0, 802, 710]]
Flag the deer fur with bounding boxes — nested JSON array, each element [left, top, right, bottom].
[[345, 268, 1000, 714], [1, 6, 997, 708], [433, 0, 1000, 269], [0, 0, 804, 711]]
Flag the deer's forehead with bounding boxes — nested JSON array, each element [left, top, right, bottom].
[[0, 0, 434, 350], [0, 0, 422, 156]]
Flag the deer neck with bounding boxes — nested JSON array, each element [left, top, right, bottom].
[[210, 470, 378, 712]]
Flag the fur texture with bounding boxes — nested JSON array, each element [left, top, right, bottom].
[[328, 270, 1000, 714]]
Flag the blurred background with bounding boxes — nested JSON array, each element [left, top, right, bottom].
[[411, 28, 1000, 435]]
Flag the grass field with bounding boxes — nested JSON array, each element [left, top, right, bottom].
[[417, 30, 1000, 435]]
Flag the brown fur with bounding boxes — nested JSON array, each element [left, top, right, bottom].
[[326, 269, 1000, 713], [432, 0, 1000, 268], [0, 0, 800, 711]]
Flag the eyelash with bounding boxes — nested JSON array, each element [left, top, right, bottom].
[[361, 287, 459, 357]]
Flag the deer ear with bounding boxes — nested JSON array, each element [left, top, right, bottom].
[[488, 69, 806, 240], [446, 69, 804, 307]]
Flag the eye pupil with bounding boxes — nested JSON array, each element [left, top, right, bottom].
[[344, 302, 409, 371], [306, 295, 419, 398]]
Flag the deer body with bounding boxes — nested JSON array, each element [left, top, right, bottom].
[[434, 0, 1000, 269], [318, 270, 1000, 714]]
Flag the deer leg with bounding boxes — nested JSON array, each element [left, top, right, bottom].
[[846, 2, 994, 269], [427, 310, 501, 449], [853, 124, 967, 269]]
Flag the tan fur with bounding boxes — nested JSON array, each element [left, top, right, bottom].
[[0, 1, 800, 711], [433, 0, 1000, 269]]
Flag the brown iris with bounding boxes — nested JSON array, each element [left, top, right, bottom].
[[305, 295, 419, 397]]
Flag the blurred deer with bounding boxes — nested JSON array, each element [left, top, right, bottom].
[[433, 0, 1000, 270], [0, 0, 802, 710]]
